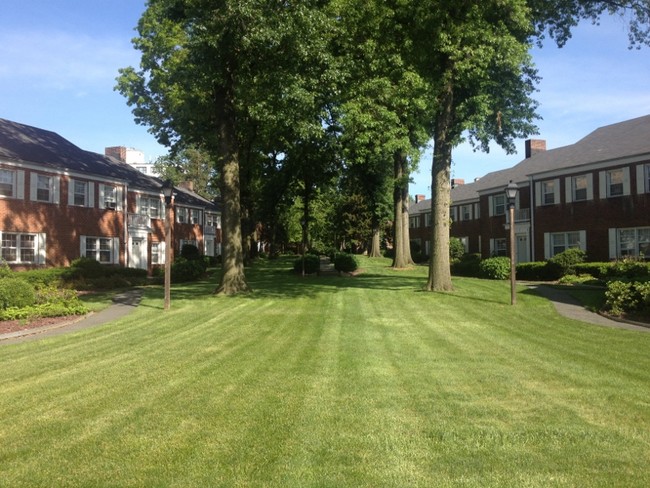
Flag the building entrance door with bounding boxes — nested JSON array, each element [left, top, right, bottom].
[[131, 237, 147, 270], [516, 234, 529, 263]]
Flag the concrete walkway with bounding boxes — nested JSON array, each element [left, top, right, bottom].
[[0, 289, 143, 345], [527, 284, 649, 332]]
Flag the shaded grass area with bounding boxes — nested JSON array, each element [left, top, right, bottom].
[[1, 257, 649, 487]]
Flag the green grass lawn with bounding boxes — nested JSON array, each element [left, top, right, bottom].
[[1, 257, 649, 487]]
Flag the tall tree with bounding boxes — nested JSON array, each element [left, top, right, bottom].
[[153, 146, 219, 200]]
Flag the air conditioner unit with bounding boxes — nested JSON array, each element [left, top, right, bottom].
[[105, 201, 116, 209]]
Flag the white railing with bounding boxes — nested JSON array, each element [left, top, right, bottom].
[[203, 225, 217, 236], [505, 208, 530, 224], [127, 213, 151, 228]]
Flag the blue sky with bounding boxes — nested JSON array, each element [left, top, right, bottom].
[[1, 2, 649, 197]]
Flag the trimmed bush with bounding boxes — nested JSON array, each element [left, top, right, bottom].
[[451, 253, 482, 277], [0, 278, 36, 310], [605, 279, 650, 316], [293, 255, 320, 275], [606, 259, 650, 279], [334, 253, 358, 273], [180, 243, 201, 261], [65, 257, 106, 280], [171, 257, 206, 282], [479, 257, 511, 280], [515, 261, 550, 281], [549, 248, 587, 276], [574, 262, 611, 279], [449, 238, 465, 261]]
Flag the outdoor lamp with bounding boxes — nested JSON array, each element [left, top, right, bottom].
[[504, 180, 519, 305]]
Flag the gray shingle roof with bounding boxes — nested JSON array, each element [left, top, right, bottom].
[[0, 117, 219, 211]]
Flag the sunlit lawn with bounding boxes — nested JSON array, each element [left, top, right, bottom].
[[1, 257, 648, 487]]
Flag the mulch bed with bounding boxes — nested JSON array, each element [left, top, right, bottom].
[[0, 316, 80, 335]]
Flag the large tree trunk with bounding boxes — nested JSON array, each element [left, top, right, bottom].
[[426, 84, 454, 292], [392, 150, 414, 268], [369, 214, 382, 257], [215, 92, 250, 295]]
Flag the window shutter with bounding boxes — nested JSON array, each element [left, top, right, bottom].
[[135, 193, 141, 214], [52, 176, 60, 204], [115, 187, 124, 211], [30, 174, 38, 201], [88, 182, 95, 207], [534, 182, 541, 207], [112, 237, 120, 264], [599, 171, 606, 199], [68, 179, 76, 205], [553, 178, 560, 204], [543, 233, 551, 260], [16, 170, 25, 199], [622, 167, 631, 196], [489, 239, 495, 255], [36, 233, 46, 264], [565, 177, 573, 203], [586, 174, 594, 201], [578, 230, 587, 252], [98, 185, 105, 209], [637, 165, 645, 194], [488, 196, 494, 216], [608, 228, 617, 259], [80, 236, 87, 257], [159, 241, 166, 264]]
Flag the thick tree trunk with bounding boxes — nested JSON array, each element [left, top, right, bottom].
[[215, 92, 250, 295], [369, 218, 382, 258], [426, 84, 454, 292], [392, 151, 414, 268]]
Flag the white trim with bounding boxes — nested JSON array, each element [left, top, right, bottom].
[[16, 170, 25, 199], [637, 164, 646, 194], [599, 171, 606, 200], [608, 228, 617, 259], [534, 181, 542, 207], [565, 176, 572, 204], [36, 233, 46, 265]]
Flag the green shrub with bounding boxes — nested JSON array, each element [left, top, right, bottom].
[[549, 248, 586, 276], [334, 253, 358, 273], [604, 279, 650, 316], [451, 253, 482, 277], [0, 261, 11, 278], [557, 274, 598, 285], [516, 261, 549, 281], [180, 243, 201, 260], [171, 257, 207, 282], [293, 255, 320, 275], [449, 238, 466, 261], [66, 256, 106, 279], [574, 262, 611, 279], [0, 277, 36, 310], [606, 259, 650, 279], [0, 302, 89, 321], [17, 267, 67, 288], [479, 257, 511, 280]]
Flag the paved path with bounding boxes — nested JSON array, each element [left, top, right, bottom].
[[527, 284, 649, 332], [0, 289, 143, 345]]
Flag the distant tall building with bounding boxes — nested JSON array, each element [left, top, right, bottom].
[[105, 146, 159, 177]]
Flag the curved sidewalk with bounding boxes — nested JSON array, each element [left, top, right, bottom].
[[527, 284, 649, 332], [0, 289, 143, 345]]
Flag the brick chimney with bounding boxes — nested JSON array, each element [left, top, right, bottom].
[[178, 181, 195, 192], [525, 139, 546, 158], [105, 146, 127, 162], [414, 194, 426, 203], [451, 178, 465, 188]]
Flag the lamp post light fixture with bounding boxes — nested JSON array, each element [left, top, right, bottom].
[[162, 179, 174, 311], [505, 180, 519, 305]]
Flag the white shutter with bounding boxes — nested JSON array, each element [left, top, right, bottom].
[[586, 174, 594, 201], [488, 196, 494, 216], [112, 237, 120, 264], [553, 178, 560, 204], [30, 174, 38, 201], [599, 171, 606, 199], [637, 165, 645, 194], [622, 167, 631, 196], [543, 233, 551, 260], [88, 182, 95, 208], [489, 238, 495, 255], [36, 233, 46, 265], [565, 177, 573, 203], [52, 176, 60, 204], [16, 170, 25, 199], [578, 230, 587, 252], [534, 182, 541, 207], [80, 236, 87, 257], [98, 185, 106, 209], [608, 228, 618, 259], [68, 178, 76, 205], [135, 193, 142, 214], [159, 241, 166, 264], [115, 187, 124, 211]]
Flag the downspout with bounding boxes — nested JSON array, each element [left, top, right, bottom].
[[123, 181, 129, 268], [529, 175, 535, 261]]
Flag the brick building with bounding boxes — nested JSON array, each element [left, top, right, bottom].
[[409, 114, 650, 263], [0, 118, 221, 272]]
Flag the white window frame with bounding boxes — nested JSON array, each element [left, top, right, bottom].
[[636, 164, 650, 194], [542, 180, 556, 205], [490, 195, 506, 216], [189, 208, 201, 224], [138, 195, 162, 219], [599, 168, 630, 199], [0, 231, 46, 264], [425, 213, 432, 227], [572, 175, 587, 201], [0, 168, 25, 199], [490, 238, 507, 257], [609, 227, 650, 259], [543, 231, 586, 259], [409, 215, 420, 229], [30, 173, 59, 204], [151, 241, 165, 264], [461, 204, 472, 221], [80, 236, 119, 264], [68, 179, 95, 207]]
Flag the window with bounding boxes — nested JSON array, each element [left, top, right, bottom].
[[473, 203, 480, 219], [607, 169, 624, 197], [617, 228, 650, 258], [492, 238, 507, 257], [139, 196, 161, 219], [646, 164, 650, 193], [36, 175, 51, 202], [425, 213, 432, 227], [0, 169, 14, 197], [551, 232, 581, 256], [492, 195, 506, 216], [542, 180, 556, 205], [151, 242, 162, 264], [189, 209, 200, 224], [572, 175, 588, 201], [409, 215, 420, 228], [73, 180, 87, 206], [177, 207, 188, 224], [104, 185, 117, 209], [83, 236, 118, 263], [1, 232, 44, 264], [461, 205, 471, 221]]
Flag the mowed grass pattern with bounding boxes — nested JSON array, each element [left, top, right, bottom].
[[1, 257, 649, 487]]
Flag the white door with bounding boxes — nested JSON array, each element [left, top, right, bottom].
[[131, 237, 147, 269], [516, 234, 529, 263]]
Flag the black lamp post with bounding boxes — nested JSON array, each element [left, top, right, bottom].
[[505, 180, 519, 305], [162, 179, 174, 310], [300, 217, 306, 277]]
